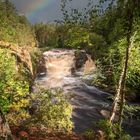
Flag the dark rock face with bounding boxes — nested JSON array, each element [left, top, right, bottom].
[[36, 50, 91, 77], [35, 49, 95, 88], [36, 56, 46, 77], [74, 50, 88, 70]]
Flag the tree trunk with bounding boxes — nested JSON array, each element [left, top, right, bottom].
[[109, 62, 127, 123], [109, 0, 137, 125], [0, 109, 13, 140], [109, 36, 131, 125], [118, 31, 137, 125]]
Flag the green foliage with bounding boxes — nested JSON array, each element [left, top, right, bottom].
[[87, 2, 140, 98], [33, 0, 140, 100], [0, 48, 16, 111], [0, 48, 30, 124], [91, 60, 106, 86], [0, 48, 73, 133], [102, 30, 140, 95], [33, 23, 58, 48], [0, 0, 74, 136], [0, 0, 36, 50], [0, 0, 37, 125], [127, 31, 140, 92], [33, 0, 140, 101], [84, 119, 131, 140], [84, 129, 95, 140], [64, 26, 89, 49], [29, 89, 73, 133], [62, 25, 106, 51], [97, 120, 131, 140], [124, 104, 140, 120]]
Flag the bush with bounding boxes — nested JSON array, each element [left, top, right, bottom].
[[94, 31, 140, 98], [33, 23, 58, 48], [84, 129, 95, 140], [96, 120, 131, 140], [0, 1, 36, 50], [28, 88, 73, 133], [0, 48, 30, 124]]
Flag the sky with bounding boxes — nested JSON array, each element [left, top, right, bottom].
[[11, 0, 98, 24]]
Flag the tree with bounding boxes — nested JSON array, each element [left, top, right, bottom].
[[109, 0, 140, 126], [33, 23, 57, 48]]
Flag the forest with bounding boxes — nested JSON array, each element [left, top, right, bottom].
[[0, 0, 140, 140]]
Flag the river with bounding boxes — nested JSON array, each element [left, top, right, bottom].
[[35, 49, 140, 138]]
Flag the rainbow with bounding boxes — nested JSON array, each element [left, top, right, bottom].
[[26, 0, 54, 19]]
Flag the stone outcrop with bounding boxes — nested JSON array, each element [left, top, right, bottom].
[[36, 55, 46, 77], [36, 49, 95, 88], [0, 41, 33, 76], [74, 50, 88, 70], [36, 49, 95, 77]]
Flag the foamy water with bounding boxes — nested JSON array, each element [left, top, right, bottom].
[[35, 49, 111, 131], [36, 49, 95, 88], [35, 49, 140, 137]]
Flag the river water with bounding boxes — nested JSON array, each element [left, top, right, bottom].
[[36, 49, 140, 138]]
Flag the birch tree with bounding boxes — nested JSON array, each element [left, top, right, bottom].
[[109, 0, 140, 125]]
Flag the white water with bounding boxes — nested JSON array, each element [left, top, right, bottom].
[[36, 49, 96, 88], [35, 49, 112, 132], [35, 49, 140, 137]]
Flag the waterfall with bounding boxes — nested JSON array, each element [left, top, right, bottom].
[[35, 49, 111, 133], [36, 49, 95, 88]]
